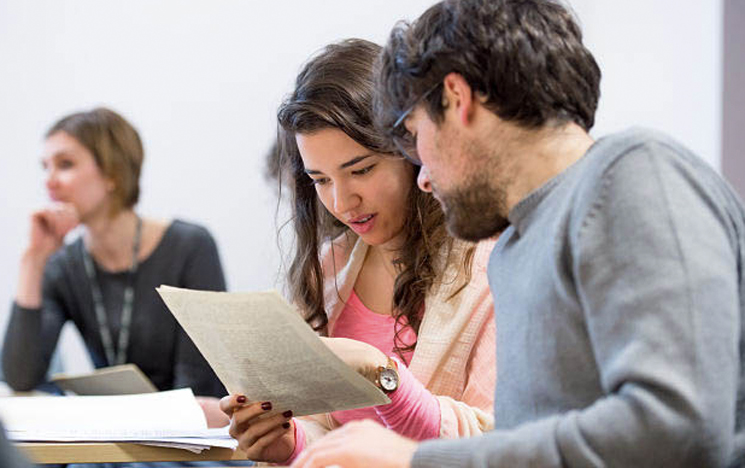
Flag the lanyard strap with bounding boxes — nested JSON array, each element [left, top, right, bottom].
[[82, 216, 142, 367]]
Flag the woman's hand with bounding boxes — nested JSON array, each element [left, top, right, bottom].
[[27, 203, 79, 259], [16, 203, 79, 308], [196, 396, 230, 428], [320, 337, 388, 384], [220, 395, 296, 462]]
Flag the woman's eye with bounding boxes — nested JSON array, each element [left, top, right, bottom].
[[311, 177, 329, 186], [58, 159, 74, 169], [352, 164, 376, 176]]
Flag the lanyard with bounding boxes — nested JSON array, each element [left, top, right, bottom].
[[82, 216, 142, 367]]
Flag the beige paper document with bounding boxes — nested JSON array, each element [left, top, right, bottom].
[[51, 363, 157, 395], [156, 285, 389, 417]]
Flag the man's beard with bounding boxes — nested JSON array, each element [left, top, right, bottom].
[[436, 172, 509, 241]]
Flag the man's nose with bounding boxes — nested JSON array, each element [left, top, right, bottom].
[[417, 166, 433, 193]]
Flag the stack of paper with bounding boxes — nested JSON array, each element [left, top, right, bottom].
[[0, 388, 237, 453]]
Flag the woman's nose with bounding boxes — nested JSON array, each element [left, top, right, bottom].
[[333, 182, 359, 214], [45, 168, 58, 190]]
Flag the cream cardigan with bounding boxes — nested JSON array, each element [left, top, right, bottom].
[[296, 233, 496, 446]]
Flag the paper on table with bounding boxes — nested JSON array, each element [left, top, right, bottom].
[[156, 285, 389, 417], [139, 426, 238, 453], [0, 388, 208, 441], [51, 363, 157, 395]]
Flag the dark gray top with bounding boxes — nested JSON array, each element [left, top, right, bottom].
[[0, 421, 30, 468], [413, 128, 745, 467], [2, 219, 227, 397]]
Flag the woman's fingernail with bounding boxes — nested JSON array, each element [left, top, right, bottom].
[[282, 422, 291, 429], [282, 410, 293, 418], [236, 395, 246, 404], [261, 402, 272, 411]]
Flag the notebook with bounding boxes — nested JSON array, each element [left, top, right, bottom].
[[51, 363, 157, 395]]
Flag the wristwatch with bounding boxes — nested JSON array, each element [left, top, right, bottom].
[[374, 357, 400, 393]]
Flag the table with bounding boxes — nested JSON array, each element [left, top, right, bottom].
[[18, 441, 249, 464], [4, 383, 255, 465]]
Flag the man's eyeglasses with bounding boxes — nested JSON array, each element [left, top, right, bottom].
[[389, 82, 442, 166]]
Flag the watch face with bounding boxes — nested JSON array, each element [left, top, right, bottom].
[[380, 368, 399, 392]]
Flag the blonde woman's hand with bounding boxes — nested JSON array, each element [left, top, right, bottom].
[[220, 395, 296, 462], [319, 337, 388, 384], [27, 203, 79, 259]]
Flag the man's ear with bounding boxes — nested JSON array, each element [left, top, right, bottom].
[[442, 72, 476, 126]]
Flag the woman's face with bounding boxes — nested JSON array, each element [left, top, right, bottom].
[[42, 131, 113, 221], [296, 128, 414, 249]]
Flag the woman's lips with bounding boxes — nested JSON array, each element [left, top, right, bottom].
[[348, 213, 376, 234]]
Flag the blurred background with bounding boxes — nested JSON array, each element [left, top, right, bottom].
[[0, 0, 742, 375]]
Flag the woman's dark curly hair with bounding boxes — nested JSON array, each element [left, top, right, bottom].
[[275, 39, 473, 358]]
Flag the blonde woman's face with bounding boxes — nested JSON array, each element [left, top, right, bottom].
[[296, 128, 414, 249], [42, 131, 113, 221]]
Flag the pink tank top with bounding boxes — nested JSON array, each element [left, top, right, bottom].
[[285, 290, 440, 463], [330, 290, 416, 426]]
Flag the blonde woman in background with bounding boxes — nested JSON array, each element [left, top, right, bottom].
[[3, 108, 228, 427]]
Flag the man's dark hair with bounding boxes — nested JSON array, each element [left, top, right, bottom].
[[375, 0, 601, 134]]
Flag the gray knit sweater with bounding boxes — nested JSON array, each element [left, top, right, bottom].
[[413, 128, 745, 467]]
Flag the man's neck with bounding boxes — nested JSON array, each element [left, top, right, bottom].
[[503, 122, 594, 212]]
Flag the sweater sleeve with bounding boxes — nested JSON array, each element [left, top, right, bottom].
[[374, 357, 441, 440], [436, 313, 495, 438], [413, 142, 740, 467], [2, 258, 67, 391], [171, 226, 228, 397], [374, 311, 496, 440]]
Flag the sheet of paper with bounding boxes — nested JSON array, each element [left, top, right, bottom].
[[156, 285, 389, 417], [138, 426, 238, 452], [51, 363, 158, 395], [0, 388, 208, 441]]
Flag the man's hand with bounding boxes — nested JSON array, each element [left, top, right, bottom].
[[291, 420, 417, 468]]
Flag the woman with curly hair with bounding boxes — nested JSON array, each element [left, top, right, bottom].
[[221, 39, 496, 464]]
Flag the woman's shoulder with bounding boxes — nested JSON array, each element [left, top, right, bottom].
[[441, 238, 494, 278], [469, 237, 498, 274], [428, 237, 496, 298], [319, 231, 359, 266], [139, 218, 219, 265], [157, 219, 218, 248]]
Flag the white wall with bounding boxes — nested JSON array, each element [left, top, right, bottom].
[[0, 0, 439, 372], [0, 0, 724, 373], [571, 0, 723, 168]]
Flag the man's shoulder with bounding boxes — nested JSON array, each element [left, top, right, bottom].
[[566, 127, 745, 238], [588, 127, 718, 175], [571, 127, 713, 200]]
